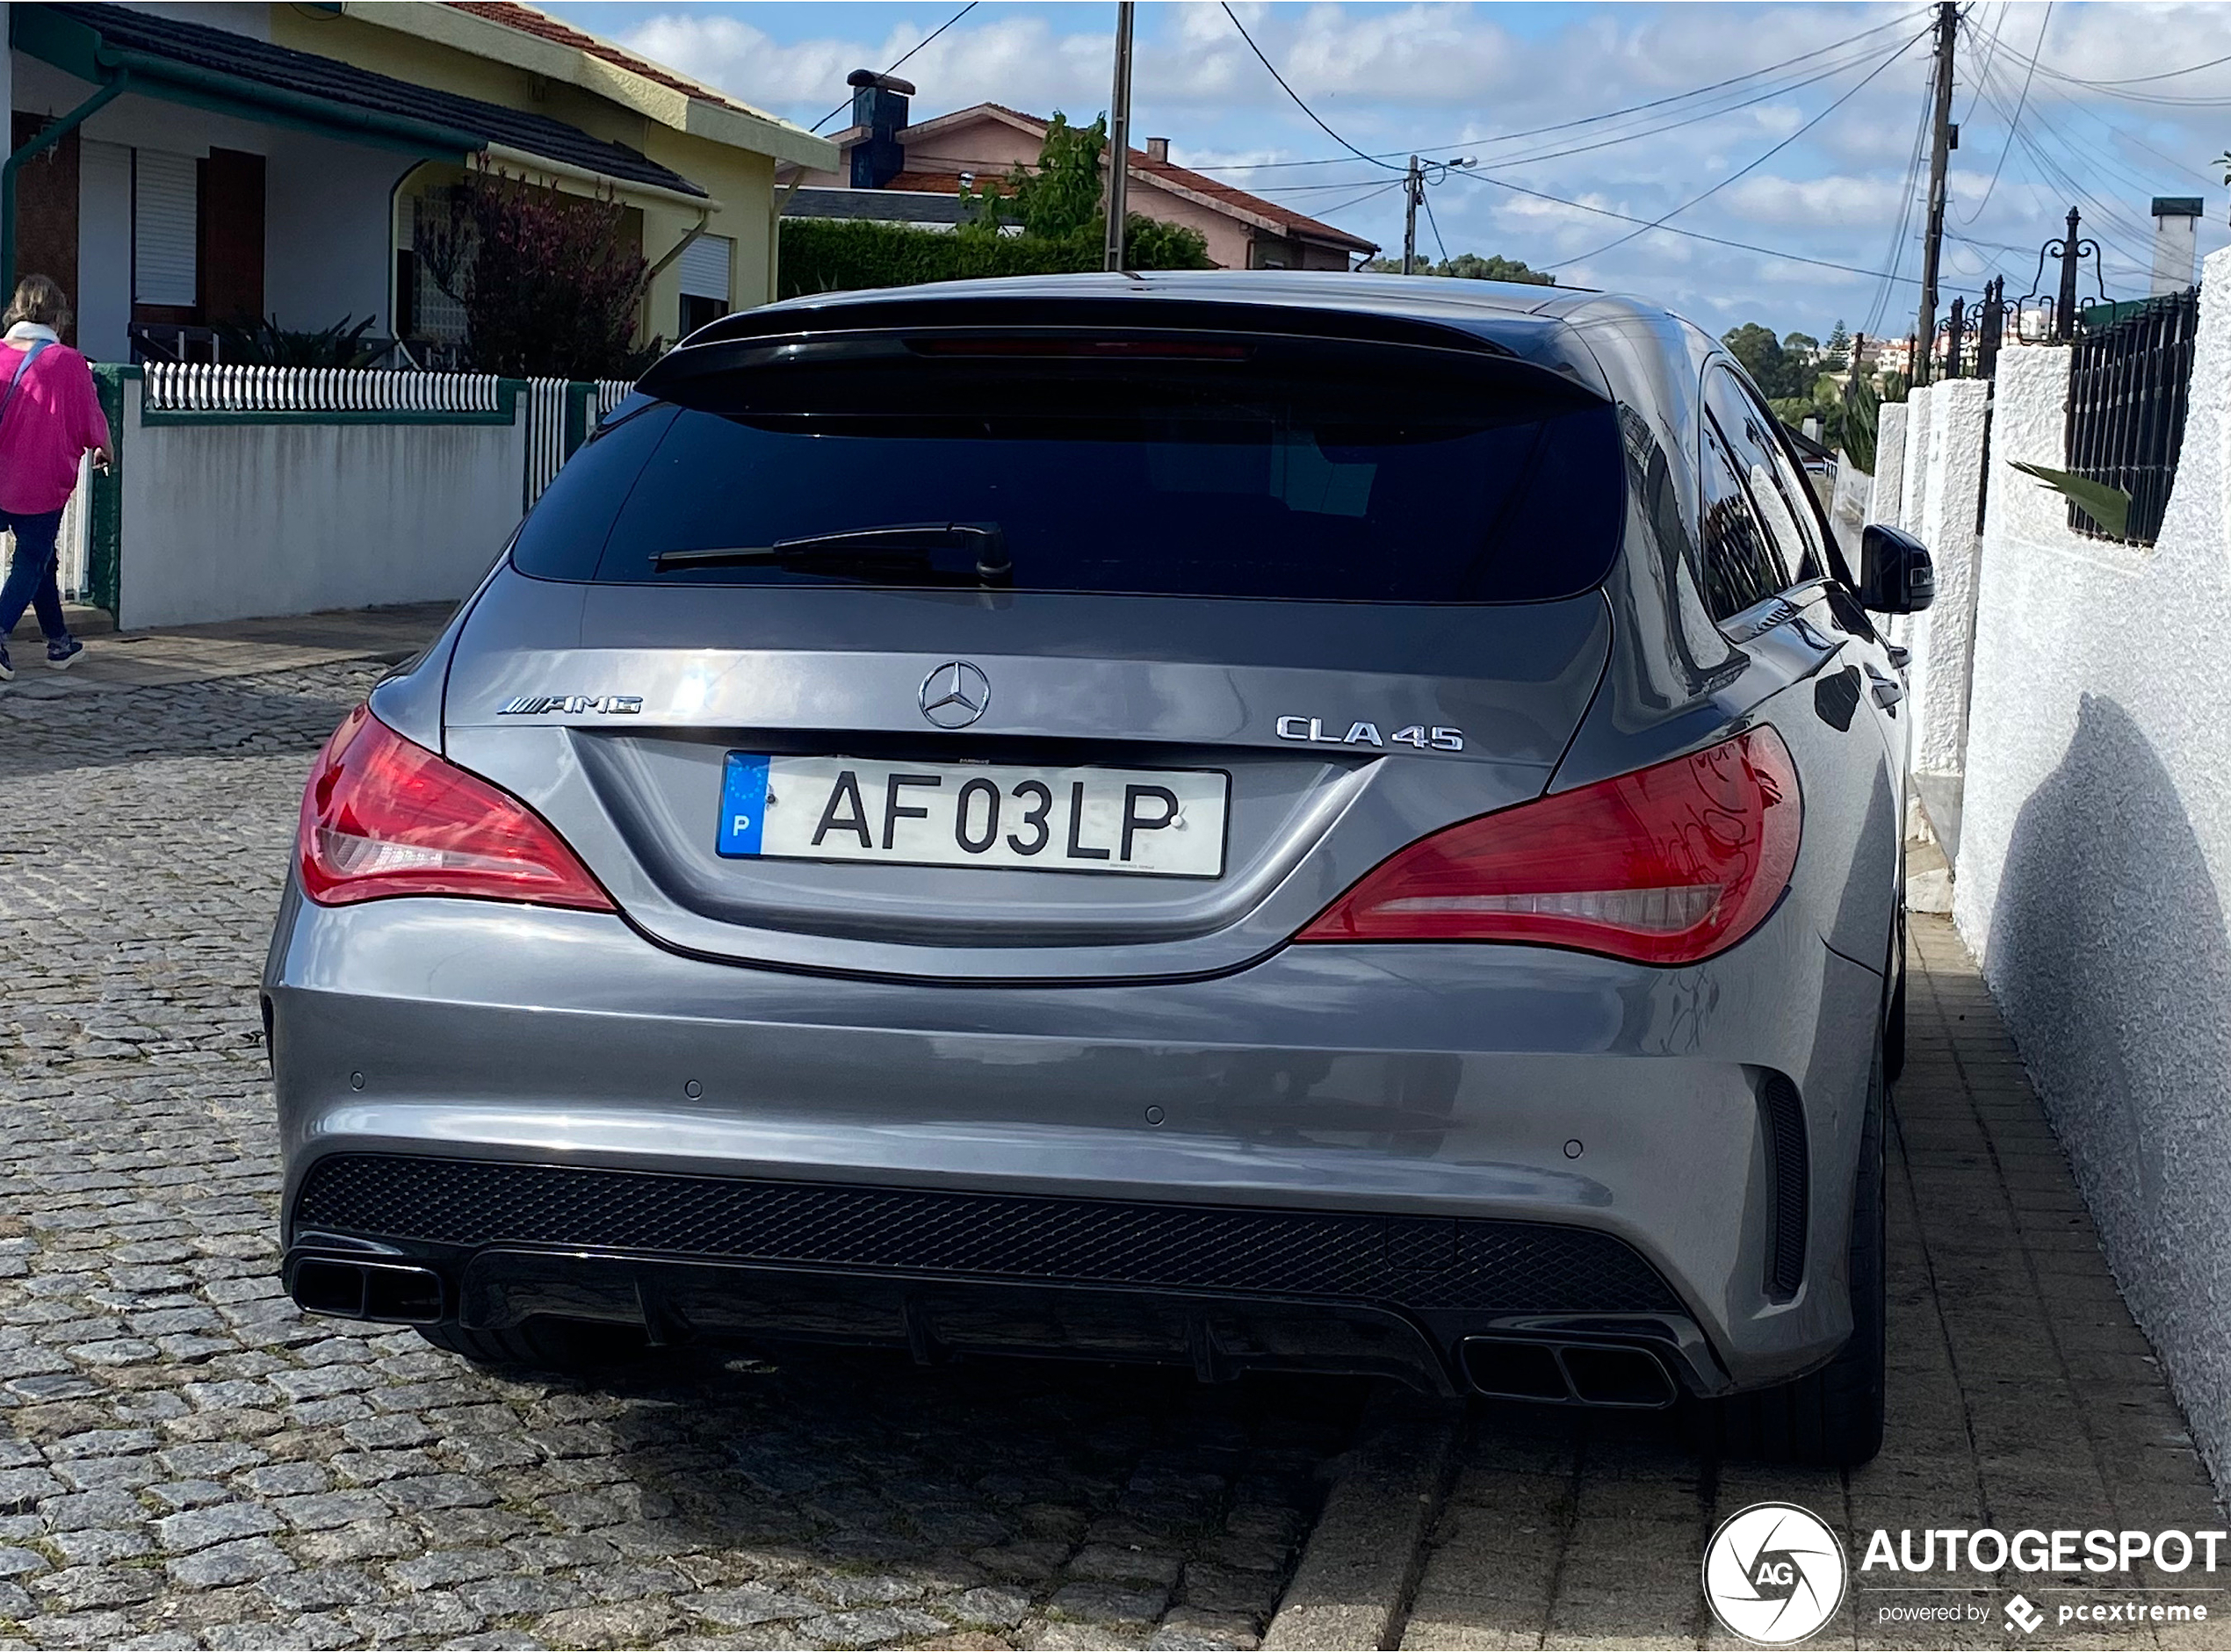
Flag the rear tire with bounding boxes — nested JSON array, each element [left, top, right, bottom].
[[416, 1317, 649, 1374], [1702, 1050, 1887, 1468]]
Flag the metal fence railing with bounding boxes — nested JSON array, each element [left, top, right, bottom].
[[523, 378, 570, 509], [142, 363, 505, 415], [522, 378, 641, 508], [2065, 286, 2200, 545]]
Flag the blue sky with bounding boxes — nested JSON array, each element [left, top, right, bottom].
[[545, 2, 2231, 342]]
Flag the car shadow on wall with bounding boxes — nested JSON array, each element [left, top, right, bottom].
[[1982, 690, 2231, 1442]]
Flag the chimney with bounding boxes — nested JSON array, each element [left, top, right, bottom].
[[2150, 198, 2202, 295], [847, 69, 915, 190], [1144, 137, 1169, 164]]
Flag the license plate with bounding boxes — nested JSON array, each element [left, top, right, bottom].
[[718, 754, 1229, 877]]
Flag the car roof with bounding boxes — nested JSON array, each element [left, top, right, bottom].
[[677, 271, 1690, 402], [733, 269, 1679, 332]]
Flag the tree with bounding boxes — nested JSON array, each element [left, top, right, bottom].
[[1359, 251, 1555, 285], [1823, 319, 1851, 372], [415, 166, 657, 378], [961, 112, 1213, 271], [1782, 331, 1820, 359], [1722, 321, 1810, 400]]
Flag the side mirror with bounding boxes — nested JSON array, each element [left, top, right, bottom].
[[1858, 524, 1936, 614]]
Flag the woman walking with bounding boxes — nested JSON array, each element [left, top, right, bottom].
[[0, 274, 111, 678]]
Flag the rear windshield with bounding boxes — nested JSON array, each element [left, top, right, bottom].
[[513, 350, 1625, 603]]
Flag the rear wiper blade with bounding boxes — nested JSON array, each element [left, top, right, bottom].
[[654, 523, 1010, 585]]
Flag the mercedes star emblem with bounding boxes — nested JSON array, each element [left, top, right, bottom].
[[919, 660, 991, 729]]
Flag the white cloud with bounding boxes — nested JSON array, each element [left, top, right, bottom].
[[584, 0, 2231, 334], [1725, 172, 1911, 227]]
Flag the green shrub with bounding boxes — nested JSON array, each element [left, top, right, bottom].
[[778, 213, 1209, 300]]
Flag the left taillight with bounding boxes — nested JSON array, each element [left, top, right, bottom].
[[297, 703, 614, 912]]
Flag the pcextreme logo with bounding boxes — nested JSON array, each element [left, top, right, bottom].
[[1702, 1502, 1849, 1645]]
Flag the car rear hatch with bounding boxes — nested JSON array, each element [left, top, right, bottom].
[[441, 295, 1625, 983]]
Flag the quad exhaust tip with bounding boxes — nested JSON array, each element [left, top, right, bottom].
[[1460, 1335, 1678, 1409], [292, 1258, 444, 1324]]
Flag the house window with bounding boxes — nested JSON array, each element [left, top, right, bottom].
[[132, 150, 198, 308], [408, 191, 470, 348], [678, 233, 733, 335]]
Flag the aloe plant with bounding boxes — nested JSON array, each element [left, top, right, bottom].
[[2009, 461, 2132, 539]]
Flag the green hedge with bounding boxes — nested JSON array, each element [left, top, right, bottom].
[[776, 215, 1212, 300], [778, 220, 1097, 299]]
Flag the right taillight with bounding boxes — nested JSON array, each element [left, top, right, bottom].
[[1296, 727, 1801, 964]]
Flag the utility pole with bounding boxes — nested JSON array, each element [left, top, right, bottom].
[[1913, 0, 1959, 386], [1103, 1, 1135, 272], [1401, 155, 1422, 275]]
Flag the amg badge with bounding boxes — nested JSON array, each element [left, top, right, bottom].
[[497, 694, 645, 716]]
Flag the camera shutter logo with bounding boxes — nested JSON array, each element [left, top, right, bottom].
[[1701, 1502, 1847, 1644]]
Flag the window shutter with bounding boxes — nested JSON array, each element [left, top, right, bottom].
[[133, 149, 199, 307], [678, 234, 733, 302]]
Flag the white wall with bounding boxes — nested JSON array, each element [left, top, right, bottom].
[[1870, 400, 1909, 531], [77, 140, 130, 361], [117, 399, 528, 628], [265, 137, 409, 335], [11, 56, 407, 349], [1909, 378, 1990, 777], [1954, 243, 2231, 1486]]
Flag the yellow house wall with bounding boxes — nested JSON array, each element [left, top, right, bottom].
[[270, 4, 778, 319]]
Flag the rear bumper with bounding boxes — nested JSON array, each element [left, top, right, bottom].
[[265, 888, 1884, 1396]]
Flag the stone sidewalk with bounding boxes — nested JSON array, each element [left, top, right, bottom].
[[4, 604, 451, 698], [0, 659, 1358, 1651], [0, 643, 2220, 1649], [1386, 915, 2224, 1650]]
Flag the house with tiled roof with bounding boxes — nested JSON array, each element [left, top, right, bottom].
[[783, 76, 1376, 272], [1, 1, 837, 361]]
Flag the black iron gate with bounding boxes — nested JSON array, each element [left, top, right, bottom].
[[2064, 287, 2201, 545]]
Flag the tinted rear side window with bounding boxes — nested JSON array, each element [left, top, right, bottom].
[[513, 350, 1625, 603]]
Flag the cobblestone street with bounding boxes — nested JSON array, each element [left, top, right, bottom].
[[0, 666, 1358, 1652], [2, 658, 2224, 1651]]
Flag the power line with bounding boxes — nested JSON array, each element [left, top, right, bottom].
[[1198, 40, 1900, 205], [806, 2, 978, 134], [1315, 178, 1408, 219], [1961, 15, 2231, 105], [1548, 18, 1934, 271], [1959, 61, 2167, 250], [1192, 9, 1931, 177], [1447, 166, 1926, 285], [1954, 2, 2050, 224], [1863, 54, 1936, 335], [1217, 3, 1400, 171], [1421, 191, 1449, 263]]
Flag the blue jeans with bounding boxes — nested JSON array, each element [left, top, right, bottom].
[[0, 507, 69, 645]]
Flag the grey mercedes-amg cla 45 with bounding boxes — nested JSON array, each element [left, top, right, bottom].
[[268, 274, 1934, 1467]]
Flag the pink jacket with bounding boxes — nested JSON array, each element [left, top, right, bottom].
[[0, 335, 110, 516]]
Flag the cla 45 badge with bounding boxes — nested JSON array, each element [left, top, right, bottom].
[[1275, 716, 1464, 751]]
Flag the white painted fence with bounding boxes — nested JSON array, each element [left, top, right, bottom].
[[523, 377, 640, 507], [523, 377, 568, 509], [105, 364, 638, 628], [141, 363, 504, 415]]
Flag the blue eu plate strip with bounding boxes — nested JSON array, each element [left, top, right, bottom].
[[717, 754, 769, 857]]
